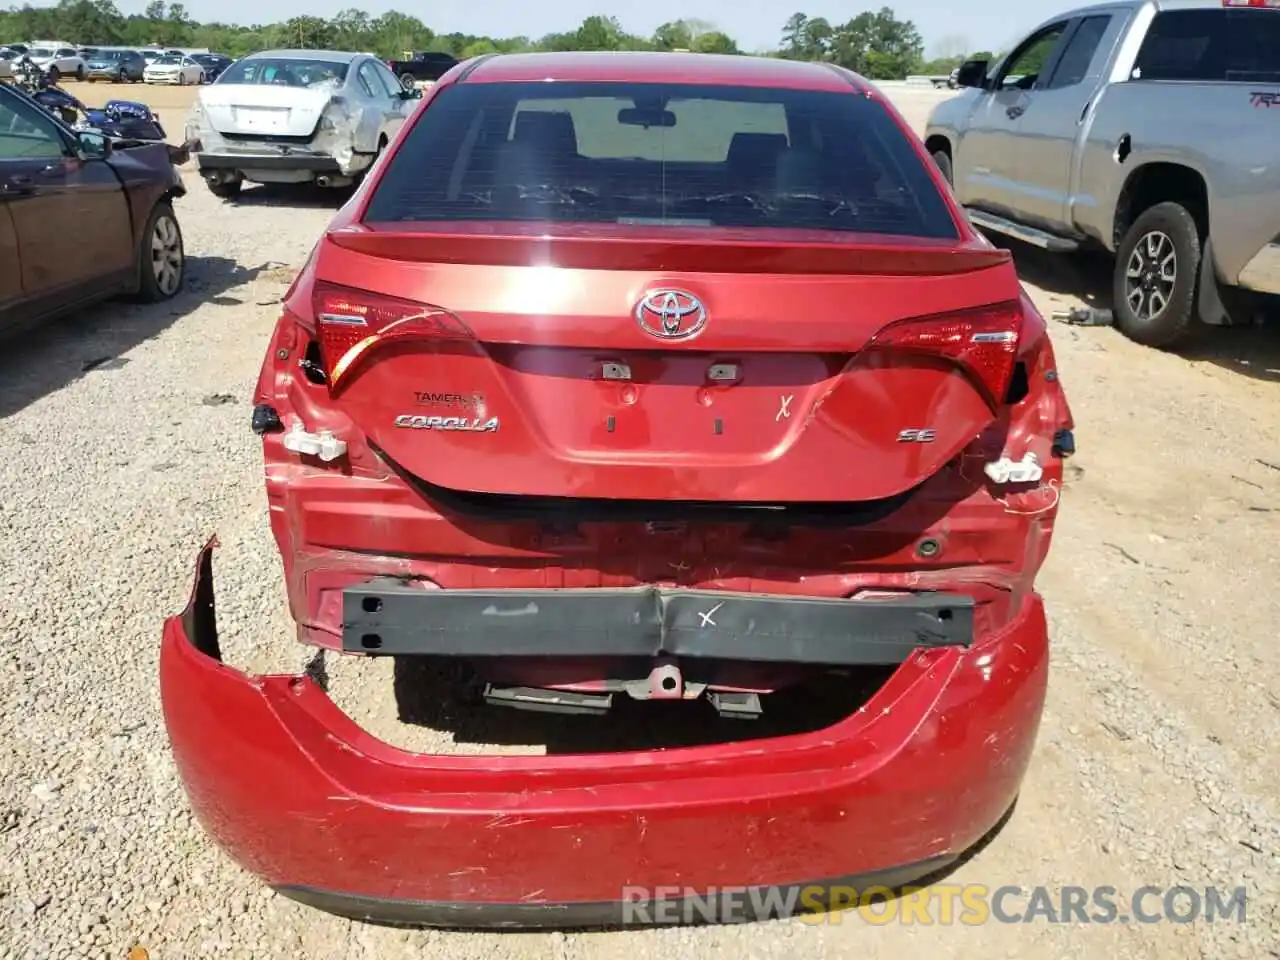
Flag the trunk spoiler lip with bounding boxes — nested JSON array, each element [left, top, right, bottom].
[[326, 222, 1014, 275]]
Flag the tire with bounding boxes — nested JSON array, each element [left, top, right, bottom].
[[932, 149, 953, 187], [118, 68, 127, 83], [206, 177, 242, 200], [133, 202, 185, 303], [48, 66, 60, 81], [76, 65, 86, 80], [399, 72, 416, 90], [1112, 201, 1202, 349]]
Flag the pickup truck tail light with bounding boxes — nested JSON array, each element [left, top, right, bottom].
[[1223, 0, 1280, 7]]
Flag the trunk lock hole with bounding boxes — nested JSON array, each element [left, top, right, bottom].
[[361, 596, 383, 613], [360, 633, 382, 650], [915, 537, 942, 558], [937, 608, 953, 621]]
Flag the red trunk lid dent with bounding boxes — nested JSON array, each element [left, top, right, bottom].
[[281, 231, 1024, 503]]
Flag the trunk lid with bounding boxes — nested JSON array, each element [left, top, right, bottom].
[[299, 224, 1024, 504], [198, 83, 334, 138]]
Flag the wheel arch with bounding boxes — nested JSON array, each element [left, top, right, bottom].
[[924, 133, 952, 161], [1112, 162, 1209, 251]]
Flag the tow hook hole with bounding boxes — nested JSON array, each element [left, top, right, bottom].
[[362, 596, 383, 613], [916, 537, 942, 559], [661, 675, 678, 691], [360, 633, 382, 650], [937, 608, 953, 622]]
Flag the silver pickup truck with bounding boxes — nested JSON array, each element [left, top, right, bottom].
[[924, 0, 1280, 348]]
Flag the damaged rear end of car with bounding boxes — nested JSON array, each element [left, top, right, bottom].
[[162, 53, 1074, 925]]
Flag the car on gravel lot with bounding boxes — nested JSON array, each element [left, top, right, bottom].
[[24, 42, 85, 82], [185, 48, 422, 199], [142, 53, 204, 85], [84, 48, 146, 83], [191, 52, 232, 82], [161, 50, 1075, 924], [0, 82, 187, 332]]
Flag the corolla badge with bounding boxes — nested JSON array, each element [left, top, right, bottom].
[[634, 289, 708, 341]]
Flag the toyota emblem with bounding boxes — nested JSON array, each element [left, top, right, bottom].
[[634, 289, 708, 341]]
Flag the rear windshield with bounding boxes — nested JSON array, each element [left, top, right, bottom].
[[27, 47, 54, 58], [1133, 9, 1280, 83], [217, 57, 349, 86], [363, 81, 958, 239]]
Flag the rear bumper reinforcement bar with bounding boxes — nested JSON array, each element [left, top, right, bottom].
[[342, 579, 974, 664]]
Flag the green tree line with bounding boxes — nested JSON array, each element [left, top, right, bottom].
[[1, 0, 978, 80], [778, 10, 996, 79]]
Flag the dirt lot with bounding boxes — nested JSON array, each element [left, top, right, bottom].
[[0, 82, 1276, 960], [69, 77, 200, 111]]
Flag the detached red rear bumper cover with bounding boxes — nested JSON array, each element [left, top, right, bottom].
[[160, 538, 1049, 928]]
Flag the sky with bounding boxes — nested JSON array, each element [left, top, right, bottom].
[[116, 0, 1074, 57]]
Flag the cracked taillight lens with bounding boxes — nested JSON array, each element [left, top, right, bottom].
[[310, 279, 474, 392]]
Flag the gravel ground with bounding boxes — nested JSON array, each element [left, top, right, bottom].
[[0, 85, 1277, 959]]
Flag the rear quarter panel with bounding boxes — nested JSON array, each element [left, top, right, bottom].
[[1074, 80, 1280, 276]]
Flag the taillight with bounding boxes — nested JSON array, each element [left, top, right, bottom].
[[310, 280, 474, 391], [863, 300, 1022, 407], [1223, 0, 1280, 7]]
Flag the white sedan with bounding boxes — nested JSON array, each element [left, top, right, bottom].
[[186, 49, 421, 197], [143, 55, 204, 85]]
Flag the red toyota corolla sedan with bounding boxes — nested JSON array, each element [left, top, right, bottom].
[[160, 51, 1075, 926]]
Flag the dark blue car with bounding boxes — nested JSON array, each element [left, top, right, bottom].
[[191, 53, 232, 83]]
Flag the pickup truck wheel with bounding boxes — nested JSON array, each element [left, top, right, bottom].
[[932, 150, 953, 186], [1112, 201, 1201, 349], [400, 72, 416, 90]]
